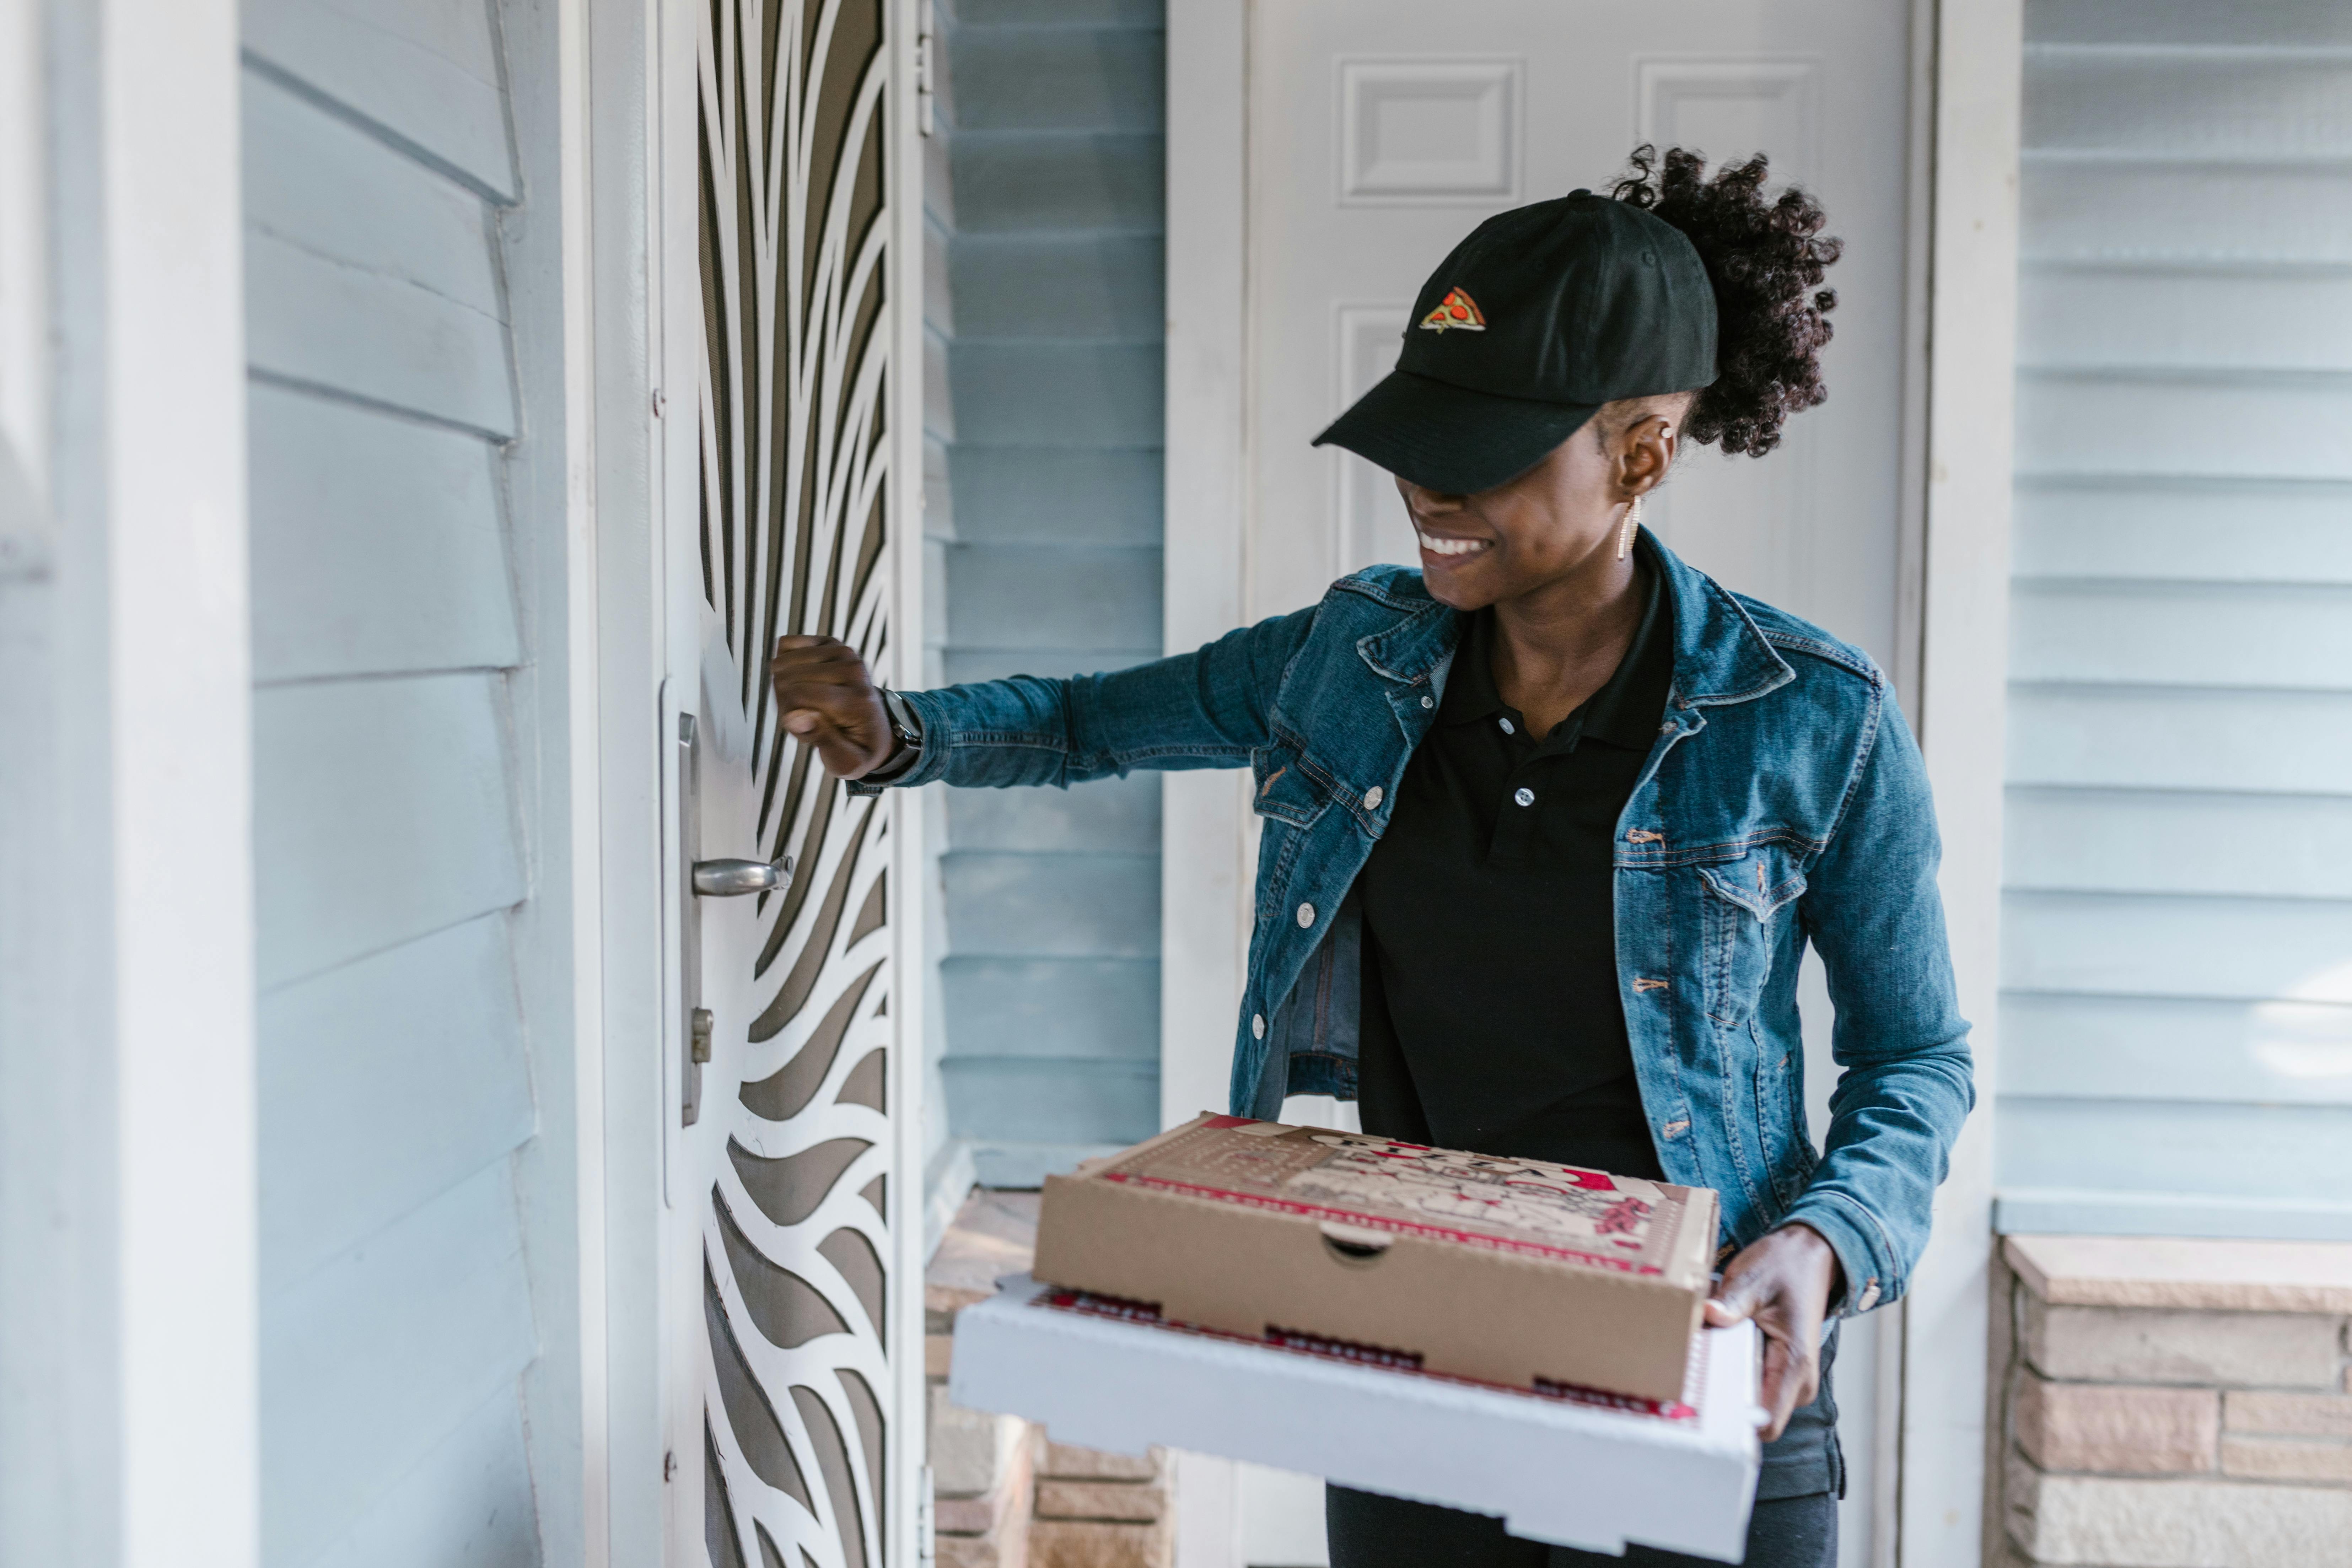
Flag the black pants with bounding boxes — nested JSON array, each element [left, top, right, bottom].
[[1325, 1486, 1836, 1568]]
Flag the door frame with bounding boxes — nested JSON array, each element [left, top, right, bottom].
[[569, 0, 932, 1561], [1159, 3, 2020, 1565]]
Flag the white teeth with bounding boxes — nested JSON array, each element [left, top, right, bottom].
[[1416, 530, 1491, 557]]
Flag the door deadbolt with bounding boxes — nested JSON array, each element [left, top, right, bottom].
[[691, 855, 794, 896]]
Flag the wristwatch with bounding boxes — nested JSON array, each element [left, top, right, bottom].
[[846, 689, 924, 797]]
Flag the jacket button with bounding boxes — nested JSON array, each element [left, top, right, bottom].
[[1296, 902, 1316, 928], [1252, 1013, 1266, 1040], [1363, 786, 1383, 809], [1513, 786, 1535, 807], [1420, 695, 1434, 709]]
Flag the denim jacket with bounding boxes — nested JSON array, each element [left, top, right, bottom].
[[892, 531, 1974, 1314]]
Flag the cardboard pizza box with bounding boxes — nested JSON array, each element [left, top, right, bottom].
[[949, 1273, 1764, 1562], [1032, 1112, 1720, 1403]]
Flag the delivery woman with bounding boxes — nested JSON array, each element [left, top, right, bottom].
[[771, 146, 1973, 1568]]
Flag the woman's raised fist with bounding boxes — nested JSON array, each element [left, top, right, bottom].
[[769, 635, 895, 779]]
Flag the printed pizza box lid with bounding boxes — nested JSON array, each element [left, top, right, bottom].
[[1094, 1114, 1705, 1282]]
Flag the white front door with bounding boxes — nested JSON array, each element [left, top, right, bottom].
[[1200, 6, 1921, 1564], [658, 2, 923, 1564]]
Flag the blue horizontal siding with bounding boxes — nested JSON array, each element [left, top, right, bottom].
[[243, 4, 547, 1558], [948, 27, 1163, 131], [947, 543, 1163, 648], [941, 646, 1162, 685], [948, 772, 1160, 853], [949, 134, 1164, 234], [948, 343, 1164, 447], [957, 0, 1162, 23], [941, 958, 1161, 1058], [1999, 0, 2352, 1243], [951, 233, 1164, 341], [950, 447, 1164, 545], [933, 0, 1167, 1170], [940, 1058, 1159, 1145], [943, 852, 1161, 959]]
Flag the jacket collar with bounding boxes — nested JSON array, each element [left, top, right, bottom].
[[1650, 530, 1794, 712], [1351, 529, 1793, 715]]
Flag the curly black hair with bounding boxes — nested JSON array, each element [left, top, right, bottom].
[[1611, 145, 1842, 457]]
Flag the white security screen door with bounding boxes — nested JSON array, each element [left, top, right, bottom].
[[1191, 5, 1922, 1564], [658, 2, 921, 1564]]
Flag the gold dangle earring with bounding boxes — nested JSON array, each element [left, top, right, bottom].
[[1616, 494, 1643, 560]]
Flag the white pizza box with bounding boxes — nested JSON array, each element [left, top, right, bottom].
[[949, 1274, 1765, 1562]]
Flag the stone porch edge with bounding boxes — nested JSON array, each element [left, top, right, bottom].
[[2003, 1233, 2352, 1315]]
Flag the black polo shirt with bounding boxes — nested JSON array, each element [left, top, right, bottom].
[[1356, 541, 1672, 1179], [1355, 545, 1845, 1500]]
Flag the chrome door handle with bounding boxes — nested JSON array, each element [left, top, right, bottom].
[[691, 855, 794, 897]]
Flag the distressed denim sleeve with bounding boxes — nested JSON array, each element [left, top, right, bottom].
[[887, 604, 1319, 791], [1783, 689, 1977, 1316]]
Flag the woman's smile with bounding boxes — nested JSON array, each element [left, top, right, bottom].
[[1414, 527, 1492, 560]]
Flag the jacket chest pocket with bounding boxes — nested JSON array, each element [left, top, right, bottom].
[[1251, 745, 1329, 917], [1696, 846, 1808, 1029]]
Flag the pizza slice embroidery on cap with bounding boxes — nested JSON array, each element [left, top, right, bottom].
[[1418, 287, 1487, 333]]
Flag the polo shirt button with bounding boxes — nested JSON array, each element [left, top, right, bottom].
[[1498, 716, 1515, 734], [1513, 786, 1535, 807], [1420, 695, 1434, 709], [1296, 902, 1316, 928], [1252, 1013, 1266, 1039], [1363, 785, 1383, 809]]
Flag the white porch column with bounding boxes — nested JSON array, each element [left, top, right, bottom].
[[1903, 0, 2024, 1564], [0, 0, 256, 1563]]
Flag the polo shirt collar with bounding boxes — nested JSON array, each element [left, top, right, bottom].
[[1442, 535, 1668, 748]]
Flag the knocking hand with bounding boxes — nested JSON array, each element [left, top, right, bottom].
[[769, 634, 895, 779], [1703, 1222, 1843, 1442]]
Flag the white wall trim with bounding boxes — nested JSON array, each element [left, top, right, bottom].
[[554, 0, 612, 1560], [0, 1, 258, 1563], [578, 0, 666, 1558], [1900, 2, 2023, 1565], [889, 0, 933, 1558], [1159, 0, 1250, 1138], [1163, 7, 1253, 1554]]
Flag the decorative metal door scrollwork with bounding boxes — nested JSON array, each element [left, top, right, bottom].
[[694, 2, 897, 1566]]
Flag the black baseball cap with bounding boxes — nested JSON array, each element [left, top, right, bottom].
[[1314, 190, 1718, 495]]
